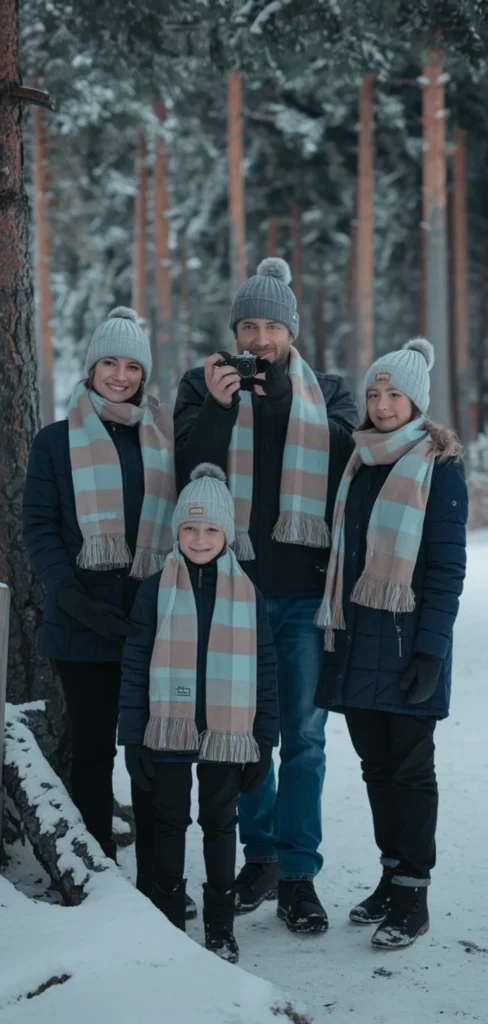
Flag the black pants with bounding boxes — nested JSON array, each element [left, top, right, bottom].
[[152, 761, 243, 891], [56, 660, 152, 858], [345, 708, 438, 880]]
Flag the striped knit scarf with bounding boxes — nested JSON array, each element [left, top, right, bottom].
[[144, 545, 260, 764], [315, 417, 435, 651], [228, 346, 330, 560], [68, 382, 176, 579]]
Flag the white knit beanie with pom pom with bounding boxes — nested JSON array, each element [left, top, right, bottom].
[[84, 306, 152, 380], [364, 338, 435, 415], [172, 463, 236, 545], [229, 257, 300, 337]]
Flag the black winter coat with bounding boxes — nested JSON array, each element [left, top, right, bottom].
[[315, 457, 468, 719], [174, 367, 358, 597], [118, 559, 279, 760], [22, 418, 144, 661]]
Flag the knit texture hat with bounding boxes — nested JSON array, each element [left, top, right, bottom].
[[364, 338, 435, 415], [229, 258, 300, 338], [84, 307, 152, 380], [172, 463, 235, 545]]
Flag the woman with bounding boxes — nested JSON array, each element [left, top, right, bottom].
[[315, 338, 468, 950], [22, 306, 177, 895]]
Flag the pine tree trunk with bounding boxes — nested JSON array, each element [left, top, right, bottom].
[[33, 104, 54, 426], [290, 195, 303, 348], [133, 132, 147, 320], [315, 282, 326, 373], [180, 234, 191, 373], [354, 72, 375, 406], [451, 129, 471, 452], [477, 255, 487, 435], [227, 69, 246, 297], [153, 101, 172, 402], [421, 50, 452, 424], [0, 0, 67, 773], [344, 199, 357, 385]]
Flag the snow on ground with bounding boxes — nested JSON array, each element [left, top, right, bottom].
[[3, 534, 488, 1022]]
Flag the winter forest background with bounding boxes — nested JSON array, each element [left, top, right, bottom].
[[20, 0, 488, 423]]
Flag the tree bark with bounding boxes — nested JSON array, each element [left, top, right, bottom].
[[451, 128, 471, 452], [0, 0, 67, 773], [133, 132, 148, 320], [33, 103, 54, 426], [315, 282, 326, 373], [354, 72, 375, 406], [290, 194, 303, 349], [4, 702, 110, 905], [477, 254, 487, 435], [227, 69, 246, 297], [180, 234, 191, 373], [154, 100, 172, 402], [421, 49, 452, 424]]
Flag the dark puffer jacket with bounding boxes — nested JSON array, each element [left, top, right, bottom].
[[118, 559, 279, 761], [315, 457, 468, 719], [22, 418, 144, 661], [174, 366, 358, 598]]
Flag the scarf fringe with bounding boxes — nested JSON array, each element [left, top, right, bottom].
[[199, 729, 260, 764], [232, 530, 256, 562], [76, 533, 132, 571], [314, 595, 331, 629], [143, 716, 200, 752], [324, 627, 335, 652], [130, 548, 166, 581], [351, 576, 416, 614], [272, 511, 331, 549]]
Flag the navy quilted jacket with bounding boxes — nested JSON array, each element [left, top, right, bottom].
[[118, 560, 279, 761], [315, 457, 468, 719], [22, 418, 145, 661]]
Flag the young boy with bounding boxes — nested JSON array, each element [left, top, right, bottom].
[[118, 463, 279, 962]]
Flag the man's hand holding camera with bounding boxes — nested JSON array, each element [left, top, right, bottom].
[[205, 350, 290, 406], [204, 352, 241, 408]]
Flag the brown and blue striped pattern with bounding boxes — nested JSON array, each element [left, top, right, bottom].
[[315, 417, 435, 650], [228, 346, 330, 560], [144, 545, 260, 763], [68, 383, 176, 579]]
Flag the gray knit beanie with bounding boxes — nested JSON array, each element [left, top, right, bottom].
[[364, 338, 435, 415], [172, 463, 235, 545], [229, 258, 300, 338], [84, 306, 152, 380]]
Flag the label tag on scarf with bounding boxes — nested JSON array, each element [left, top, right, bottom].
[[189, 506, 204, 515], [375, 372, 391, 383]]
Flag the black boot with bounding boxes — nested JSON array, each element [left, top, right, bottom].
[[349, 867, 396, 925], [136, 868, 197, 919], [203, 884, 239, 963], [234, 861, 280, 914], [101, 840, 118, 863], [152, 879, 187, 931], [371, 882, 429, 949], [277, 881, 329, 934]]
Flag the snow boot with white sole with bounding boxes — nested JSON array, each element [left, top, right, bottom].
[[371, 881, 429, 949], [203, 884, 239, 963], [277, 881, 329, 934], [349, 866, 396, 925], [234, 860, 280, 914]]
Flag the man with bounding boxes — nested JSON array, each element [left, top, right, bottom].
[[174, 257, 358, 933]]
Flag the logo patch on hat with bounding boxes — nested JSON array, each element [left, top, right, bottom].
[[189, 505, 204, 515], [375, 372, 392, 383]]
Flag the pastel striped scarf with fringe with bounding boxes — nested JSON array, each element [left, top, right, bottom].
[[228, 346, 330, 560], [144, 544, 260, 764], [315, 417, 435, 651], [68, 382, 176, 579]]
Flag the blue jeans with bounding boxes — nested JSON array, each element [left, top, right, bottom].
[[238, 597, 327, 880]]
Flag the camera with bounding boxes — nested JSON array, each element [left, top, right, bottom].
[[214, 350, 270, 386]]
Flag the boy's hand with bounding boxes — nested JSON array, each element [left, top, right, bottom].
[[124, 744, 155, 792]]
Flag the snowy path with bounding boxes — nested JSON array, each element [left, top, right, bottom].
[[115, 532, 488, 1022], [2, 534, 487, 1022]]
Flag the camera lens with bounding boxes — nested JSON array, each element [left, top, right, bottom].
[[236, 356, 256, 379]]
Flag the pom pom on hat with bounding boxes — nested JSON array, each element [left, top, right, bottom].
[[108, 306, 139, 322], [190, 463, 227, 483], [402, 337, 435, 372], [256, 257, 292, 285]]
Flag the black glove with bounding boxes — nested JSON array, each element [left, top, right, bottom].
[[241, 746, 272, 795], [56, 578, 139, 643], [399, 654, 443, 705], [124, 744, 155, 792], [260, 361, 291, 401]]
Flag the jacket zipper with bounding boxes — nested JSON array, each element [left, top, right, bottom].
[[198, 568, 203, 589], [395, 616, 403, 658]]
